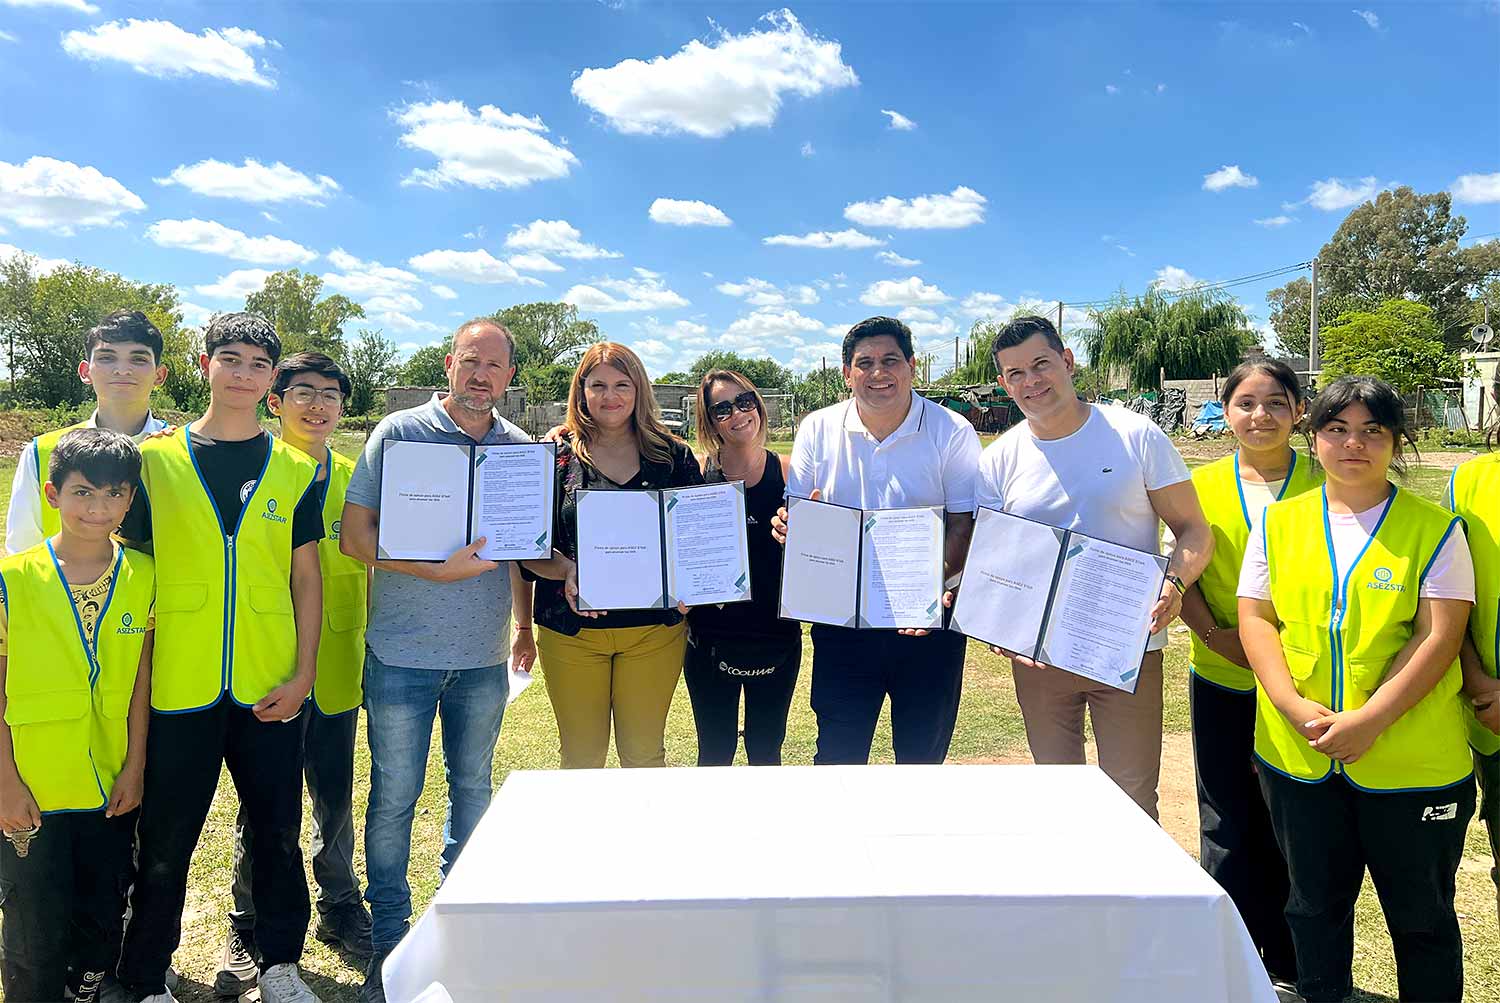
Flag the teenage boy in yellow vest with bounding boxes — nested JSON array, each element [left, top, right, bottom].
[[6, 309, 170, 555], [0, 428, 154, 1003], [217, 352, 372, 995], [115, 313, 325, 1003]]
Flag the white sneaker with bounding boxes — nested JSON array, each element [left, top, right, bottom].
[[259, 963, 322, 1003]]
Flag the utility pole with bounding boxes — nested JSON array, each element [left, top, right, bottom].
[[1309, 259, 1320, 378], [954, 335, 959, 377], [821, 356, 828, 408], [1056, 301, 1064, 338]]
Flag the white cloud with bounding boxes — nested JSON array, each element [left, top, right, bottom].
[[1352, 9, 1381, 30], [844, 186, 986, 229], [1306, 175, 1380, 210], [366, 292, 424, 314], [763, 228, 884, 249], [899, 307, 939, 323], [0, 242, 71, 274], [3, 0, 98, 11], [960, 292, 1007, 316], [648, 197, 732, 227], [881, 108, 916, 130], [571, 9, 857, 138], [507, 252, 563, 273], [322, 248, 421, 298], [1105, 84, 1120, 95], [408, 248, 539, 286], [716, 277, 818, 307], [155, 158, 340, 205], [371, 311, 444, 335], [876, 250, 921, 267], [1292, 21, 1311, 34], [638, 316, 710, 341], [1452, 172, 1500, 204], [0, 30, 16, 43], [61, 19, 277, 88], [1151, 265, 1203, 292], [145, 218, 316, 266], [1202, 164, 1258, 191], [1254, 215, 1297, 227], [260, 211, 279, 223], [800, 141, 816, 158], [959, 293, 1090, 333], [177, 301, 216, 326], [429, 284, 458, 300], [563, 272, 688, 313], [860, 276, 950, 307], [392, 100, 577, 190], [194, 268, 272, 300], [723, 307, 829, 348], [0, 156, 146, 234], [503, 219, 620, 259], [1155, 82, 1167, 94]]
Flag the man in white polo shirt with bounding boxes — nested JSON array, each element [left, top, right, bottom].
[[977, 315, 1213, 819], [779, 316, 981, 764]]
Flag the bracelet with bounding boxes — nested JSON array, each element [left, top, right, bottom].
[[1201, 625, 1220, 643], [1165, 573, 1186, 595], [515, 626, 533, 633]]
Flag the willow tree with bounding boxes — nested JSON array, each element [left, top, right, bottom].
[[1082, 289, 1252, 391]]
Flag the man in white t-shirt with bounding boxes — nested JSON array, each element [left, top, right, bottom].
[[975, 316, 1214, 818]]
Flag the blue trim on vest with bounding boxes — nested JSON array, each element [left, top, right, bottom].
[[1255, 751, 1334, 784], [1418, 516, 1462, 587], [44, 541, 123, 690], [1233, 448, 1299, 531]]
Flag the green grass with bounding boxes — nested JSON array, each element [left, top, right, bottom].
[[0, 434, 1494, 1002]]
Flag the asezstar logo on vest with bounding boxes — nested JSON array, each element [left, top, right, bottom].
[[116, 610, 146, 636], [1367, 566, 1406, 593], [261, 495, 288, 525]]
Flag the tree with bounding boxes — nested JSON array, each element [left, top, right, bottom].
[[399, 339, 451, 387], [1265, 187, 1500, 351], [1083, 289, 1252, 391], [345, 329, 401, 415], [244, 269, 364, 360], [1264, 277, 1362, 357], [1319, 300, 1462, 394], [495, 302, 600, 371], [0, 253, 40, 404], [790, 366, 846, 414], [679, 350, 793, 390], [514, 361, 574, 404]]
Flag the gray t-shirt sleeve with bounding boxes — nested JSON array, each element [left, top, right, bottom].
[[345, 417, 392, 510]]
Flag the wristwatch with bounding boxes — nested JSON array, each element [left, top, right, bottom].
[[1165, 573, 1186, 594]]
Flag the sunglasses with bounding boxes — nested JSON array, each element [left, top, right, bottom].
[[709, 390, 759, 422]]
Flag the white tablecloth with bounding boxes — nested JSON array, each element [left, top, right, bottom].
[[384, 764, 1275, 1003]]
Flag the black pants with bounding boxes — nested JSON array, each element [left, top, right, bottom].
[[1259, 768, 1475, 1003], [232, 707, 362, 928], [684, 632, 801, 766], [809, 625, 965, 765], [0, 809, 137, 1002], [1189, 675, 1297, 981], [118, 700, 308, 997], [1478, 747, 1499, 890]]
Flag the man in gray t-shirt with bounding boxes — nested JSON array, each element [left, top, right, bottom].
[[339, 318, 535, 1000]]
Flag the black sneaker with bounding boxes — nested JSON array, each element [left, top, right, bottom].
[[314, 904, 374, 961], [214, 926, 259, 996], [359, 948, 390, 1003]]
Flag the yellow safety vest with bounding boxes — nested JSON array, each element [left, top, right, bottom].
[[0, 543, 154, 813], [140, 427, 319, 712], [313, 449, 366, 715], [1257, 485, 1473, 791], [30, 422, 89, 540], [1191, 449, 1322, 691], [1449, 454, 1500, 756]]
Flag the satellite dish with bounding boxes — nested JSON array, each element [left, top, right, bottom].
[[1472, 323, 1495, 347]]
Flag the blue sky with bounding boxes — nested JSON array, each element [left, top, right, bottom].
[[2, 1, 1497, 377]]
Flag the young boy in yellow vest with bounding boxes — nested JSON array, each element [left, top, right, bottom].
[[217, 352, 372, 995], [0, 428, 154, 1002], [6, 309, 170, 555], [115, 313, 325, 1003]]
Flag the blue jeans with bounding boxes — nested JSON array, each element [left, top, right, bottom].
[[362, 651, 508, 954]]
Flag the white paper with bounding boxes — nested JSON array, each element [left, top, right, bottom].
[[952, 507, 1064, 656], [778, 497, 861, 627], [470, 443, 554, 561], [1036, 535, 1166, 691], [664, 482, 751, 607], [857, 507, 945, 629], [377, 441, 470, 560], [575, 490, 666, 611]]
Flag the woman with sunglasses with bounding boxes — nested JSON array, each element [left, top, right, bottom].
[[1239, 376, 1476, 1003], [522, 343, 702, 769], [1176, 360, 1318, 989], [684, 371, 800, 765]]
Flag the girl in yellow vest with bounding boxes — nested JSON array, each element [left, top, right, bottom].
[[1447, 368, 1500, 927], [1179, 359, 1318, 989], [0, 429, 154, 1003], [1239, 375, 1476, 1003]]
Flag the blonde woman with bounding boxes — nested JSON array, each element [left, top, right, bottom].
[[523, 343, 702, 768], [685, 371, 800, 766]]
